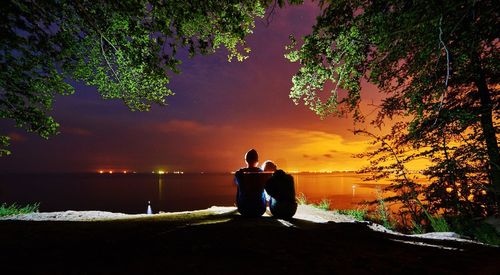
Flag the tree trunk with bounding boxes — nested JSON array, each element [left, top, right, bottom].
[[474, 57, 500, 209]]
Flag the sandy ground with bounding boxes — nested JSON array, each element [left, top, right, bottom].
[[0, 205, 482, 243], [1, 205, 498, 274]]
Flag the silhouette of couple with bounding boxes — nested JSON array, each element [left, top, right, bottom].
[[234, 149, 297, 219]]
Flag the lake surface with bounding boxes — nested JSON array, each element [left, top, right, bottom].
[[0, 172, 389, 214]]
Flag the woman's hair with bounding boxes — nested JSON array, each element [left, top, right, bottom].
[[262, 160, 277, 172]]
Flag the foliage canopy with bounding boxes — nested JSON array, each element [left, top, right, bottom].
[[0, 0, 267, 154]]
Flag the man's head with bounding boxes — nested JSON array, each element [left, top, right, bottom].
[[245, 149, 259, 167]]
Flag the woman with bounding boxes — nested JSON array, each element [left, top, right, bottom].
[[262, 160, 297, 219]]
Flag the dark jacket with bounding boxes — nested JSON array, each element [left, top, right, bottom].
[[265, 170, 297, 218], [234, 167, 268, 217]]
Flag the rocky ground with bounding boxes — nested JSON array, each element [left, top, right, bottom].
[[0, 205, 498, 274]]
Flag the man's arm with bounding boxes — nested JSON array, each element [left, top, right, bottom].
[[234, 170, 242, 186]]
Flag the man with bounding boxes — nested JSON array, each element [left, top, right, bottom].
[[234, 149, 268, 217]]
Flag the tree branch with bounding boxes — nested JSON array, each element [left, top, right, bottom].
[[100, 36, 121, 83], [432, 16, 450, 127]]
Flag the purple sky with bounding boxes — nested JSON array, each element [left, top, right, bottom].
[[0, 3, 394, 173]]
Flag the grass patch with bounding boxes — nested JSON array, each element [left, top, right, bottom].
[[0, 203, 40, 217], [296, 192, 308, 205], [374, 189, 395, 230], [314, 199, 331, 210], [428, 215, 450, 232], [296, 193, 331, 211], [336, 209, 367, 221], [470, 224, 500, 245], [411, 219, 425, 234], [449, 217, 500, 245]]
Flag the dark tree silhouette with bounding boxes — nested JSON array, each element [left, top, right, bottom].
[[286, 0, 499, 217]]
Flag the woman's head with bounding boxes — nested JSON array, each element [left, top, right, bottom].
[[262, 160, 277, 172]]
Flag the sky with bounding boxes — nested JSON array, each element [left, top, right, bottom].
[[0, 2, 397, 173]]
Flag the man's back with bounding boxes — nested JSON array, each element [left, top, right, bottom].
[[234, 167, 270, 217]]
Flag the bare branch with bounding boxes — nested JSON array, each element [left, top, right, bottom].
[[432, 16, 450, 127], [100, 36, 121, 83], [263, 0, 278, 27]]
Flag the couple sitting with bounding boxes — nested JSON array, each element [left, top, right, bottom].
[[234, 149, 297, 219]]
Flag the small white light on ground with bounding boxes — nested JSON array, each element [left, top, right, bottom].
[[147, 201, 152, 214]]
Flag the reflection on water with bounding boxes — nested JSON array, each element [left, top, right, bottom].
[[0, 172, 389, 214], [158, 176, 163, 202], [294, 173, 389, 209]]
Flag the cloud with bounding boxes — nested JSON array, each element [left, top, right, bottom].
[[266, 128, 371, 154], [63, 127, 93, 136], [8, 132, 26, 142], [242, 128, 373, 171], [145, 119, 375, 171], [158, 119, 212, 134]]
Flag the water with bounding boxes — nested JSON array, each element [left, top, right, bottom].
[[0, 172, 389, 214]]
